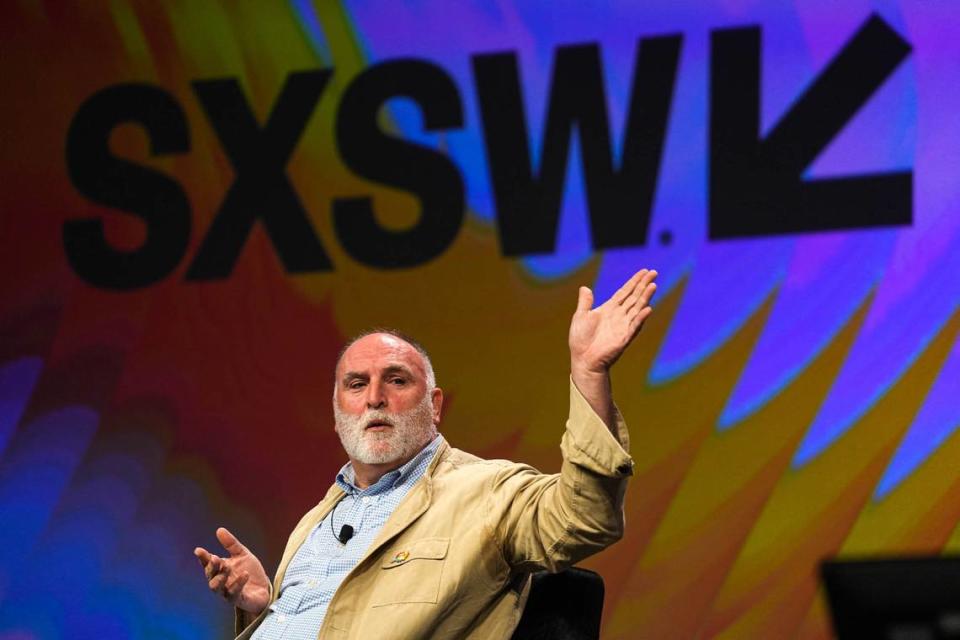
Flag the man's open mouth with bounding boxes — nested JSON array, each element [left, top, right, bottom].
[[365, 420, 393, 430]]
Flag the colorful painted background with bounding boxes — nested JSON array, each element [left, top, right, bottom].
[[2, 1, 960, 638]]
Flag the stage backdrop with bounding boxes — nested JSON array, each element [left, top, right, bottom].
[[2, 1, 959, 638]]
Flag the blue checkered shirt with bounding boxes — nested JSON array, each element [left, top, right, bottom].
[[250, 436, 443, 639]]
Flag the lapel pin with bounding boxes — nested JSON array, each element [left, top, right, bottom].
[[391, 550, 410, 564]]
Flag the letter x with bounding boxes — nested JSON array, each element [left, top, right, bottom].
[[187, 70, 332, 279]]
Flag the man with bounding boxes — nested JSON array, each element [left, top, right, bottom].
[[195, 269, 658, 639]]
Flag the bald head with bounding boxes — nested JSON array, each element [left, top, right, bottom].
[[335, 330, 436, 392]]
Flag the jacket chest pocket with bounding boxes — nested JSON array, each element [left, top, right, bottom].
[[370, 537, 450, 607]]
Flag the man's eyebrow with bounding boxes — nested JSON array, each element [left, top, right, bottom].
[[341, 371, 368, 383], [382, 364, 415, 376]]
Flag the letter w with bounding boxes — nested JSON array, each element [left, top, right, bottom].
[[472, 37, 680, 256]]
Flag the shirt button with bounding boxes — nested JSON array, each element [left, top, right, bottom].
[[277, 614, 286, 623], [362, 496, 371, 504]]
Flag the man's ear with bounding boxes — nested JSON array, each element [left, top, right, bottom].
[[431, 387, 444, 425]]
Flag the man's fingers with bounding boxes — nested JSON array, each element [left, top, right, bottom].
[[576, 286, 594, 313], [209, 572, 228, 593], [225, 571, 250, 598], [194, 547, 211, 567], [204, 554, 225, 580], [633, 270, 658, 298], [629, 305, 654, 333], [613, 270, 647, 305], [217, 527, 246, 557], [623, 282, 658, 315], [199, 532, 254, 605]]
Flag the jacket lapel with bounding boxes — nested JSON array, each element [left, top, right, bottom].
[[354, 439, 450, 566]]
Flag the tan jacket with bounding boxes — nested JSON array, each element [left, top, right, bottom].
[[236, 380, 634, 639]]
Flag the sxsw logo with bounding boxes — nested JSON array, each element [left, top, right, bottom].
[[64, 14, 911, 290]]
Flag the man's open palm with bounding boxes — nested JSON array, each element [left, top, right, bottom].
[[195, 527, 271, 614], [569, 269, 658, 374]]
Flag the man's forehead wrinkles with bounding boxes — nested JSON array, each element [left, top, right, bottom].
[[341, 343, 424, 369], [342, 363, 416, 378]]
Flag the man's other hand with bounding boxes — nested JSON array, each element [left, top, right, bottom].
[[195, 527, 271, 615], [569, 269, 657, 375], [568, 269, 657, 428]]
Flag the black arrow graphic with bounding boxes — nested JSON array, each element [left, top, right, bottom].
[[710, 14, 912, 239]]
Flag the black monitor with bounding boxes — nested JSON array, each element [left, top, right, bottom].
[[822, 556, 960, 639]]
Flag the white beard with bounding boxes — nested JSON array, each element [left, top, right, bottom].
[[333, 391, 437, 465]]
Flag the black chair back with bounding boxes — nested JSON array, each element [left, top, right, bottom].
[[511, 567, 605, 640]]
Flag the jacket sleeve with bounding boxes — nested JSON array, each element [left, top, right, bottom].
[[486, 378, 634, 572], [234, 607, 258, 637]]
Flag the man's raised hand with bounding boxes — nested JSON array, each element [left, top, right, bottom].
[[569, 269, 657, 375], [567, 269, 657, 429], [194, 527, 271, 614]]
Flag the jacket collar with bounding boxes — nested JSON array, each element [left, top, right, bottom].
[[360, 435, 449, 552]]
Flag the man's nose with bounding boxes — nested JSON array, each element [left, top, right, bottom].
[[365, 383, 387, 409]]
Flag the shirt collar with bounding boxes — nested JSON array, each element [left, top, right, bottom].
[[336, 435, 443, 495]]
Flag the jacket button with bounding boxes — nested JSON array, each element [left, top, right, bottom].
[[616, 463, 633, 476]]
